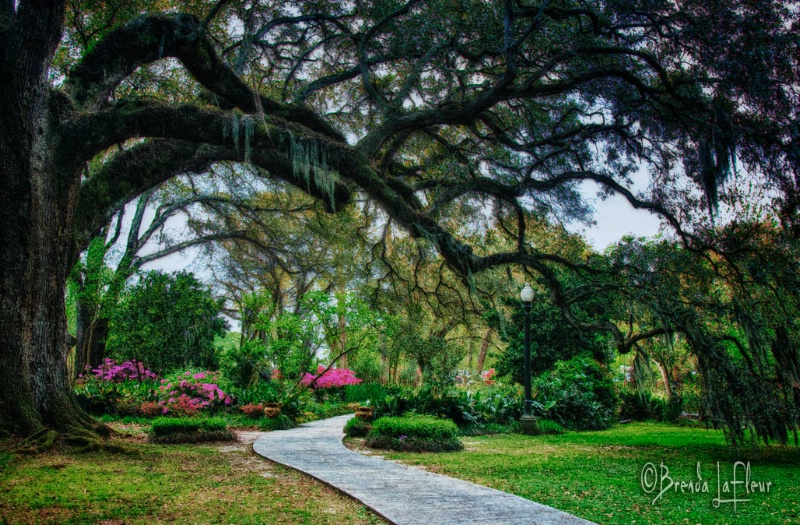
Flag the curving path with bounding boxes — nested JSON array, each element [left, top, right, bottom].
[[253, 414, 595, 525]]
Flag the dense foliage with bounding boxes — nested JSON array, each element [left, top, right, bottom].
[[490, 295, 614, 382], [107, 272, 228, 374], [532, 356, 618, 431]]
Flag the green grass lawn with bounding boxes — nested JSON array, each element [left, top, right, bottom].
[[4, 421, 798, 525], [0, 424, 384, 525], [358, 423, 800, 525]]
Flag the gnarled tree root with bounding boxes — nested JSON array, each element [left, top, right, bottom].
[[8, 428, 60, 455], [63, 424, 132, 454], [4, 422, 131, 455]]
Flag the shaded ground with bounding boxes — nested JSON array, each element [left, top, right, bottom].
[[0, 422, 385, 525]]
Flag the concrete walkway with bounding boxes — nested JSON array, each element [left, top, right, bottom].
[[253, 414, 595, 525]]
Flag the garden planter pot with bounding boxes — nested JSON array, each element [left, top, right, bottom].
[[264, 403, 281, 418], [355, 406, 373, 421]]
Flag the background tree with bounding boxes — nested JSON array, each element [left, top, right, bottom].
[[492, 293, 614, 383], [106, 271, 228, 374], [604, 221, 800, 443], [69, 179, 255, 376]]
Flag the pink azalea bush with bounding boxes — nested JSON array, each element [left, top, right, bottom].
[[91, 358, 157, 382], [300, 366, 362, 389], [139, 401, 163, 417], [74, 359, 158, 416], [156, 369, 233, 416], [75, 361, 238, 417]]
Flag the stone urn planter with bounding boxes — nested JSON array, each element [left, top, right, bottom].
[[264, 403, 282, 418], [355, 406, 373, 421]]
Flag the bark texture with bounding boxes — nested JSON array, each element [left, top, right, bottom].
[[0, 1, 97, 435]]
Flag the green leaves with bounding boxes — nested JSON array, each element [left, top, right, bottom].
[[366, 415, 464, 452], [106, 271, 228, 374]]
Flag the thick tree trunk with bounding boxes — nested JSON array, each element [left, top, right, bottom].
[[0, 118, 92, 434], [0, 3, 95, 436], [0, 155, 90, 434]]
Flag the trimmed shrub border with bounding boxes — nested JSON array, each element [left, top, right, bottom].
[[344, 417, 372, 437], [536, 419, 566, 435], [365, 415, 463, 452], [365, 435, 463, 452], [148, 417, 235, 444]]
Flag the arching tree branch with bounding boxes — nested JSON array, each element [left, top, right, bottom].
[[63, 12, 342, 139]]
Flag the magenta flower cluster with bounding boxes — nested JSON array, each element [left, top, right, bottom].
[[91, 358, 157, 382], [157, 370, 233, 415], [300, 365, 362, 389]]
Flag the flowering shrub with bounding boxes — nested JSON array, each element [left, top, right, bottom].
[[300, 366, 362, 389], [139, 401, 163, 417], [481, 368, 496, 385], [75, 363, 238, 417], [74, 359, 158, 415], [156, 369, 233, 416], [91, 358, 157, 382], [240, 403, 265, 417]]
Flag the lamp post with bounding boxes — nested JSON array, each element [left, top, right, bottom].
[[519, 282, 538, 435]]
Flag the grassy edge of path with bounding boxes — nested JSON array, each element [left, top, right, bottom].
[[348, 422, 800, 525]]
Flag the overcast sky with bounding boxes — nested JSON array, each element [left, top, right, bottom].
[[567, 180, 663, 251]]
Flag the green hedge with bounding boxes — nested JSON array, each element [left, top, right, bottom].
[[149, 417, 234, 444], [366, 415, 463, 452], [371, 415, 458, 439], [343, 417, 372, 437]]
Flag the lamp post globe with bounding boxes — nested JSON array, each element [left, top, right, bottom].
[[520, 282, 534, 303], [519, 282, 539, 435]]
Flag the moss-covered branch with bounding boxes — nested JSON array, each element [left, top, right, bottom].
[[73, 134, 351, 259], [63, 12, 342, 140]]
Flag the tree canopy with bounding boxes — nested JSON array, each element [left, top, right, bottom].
[[0, 0, 798, 445]]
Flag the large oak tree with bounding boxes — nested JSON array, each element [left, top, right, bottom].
[[1, 0, 798, 442]]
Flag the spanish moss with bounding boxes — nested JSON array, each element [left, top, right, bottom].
[[288, 133, 340, 210]]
